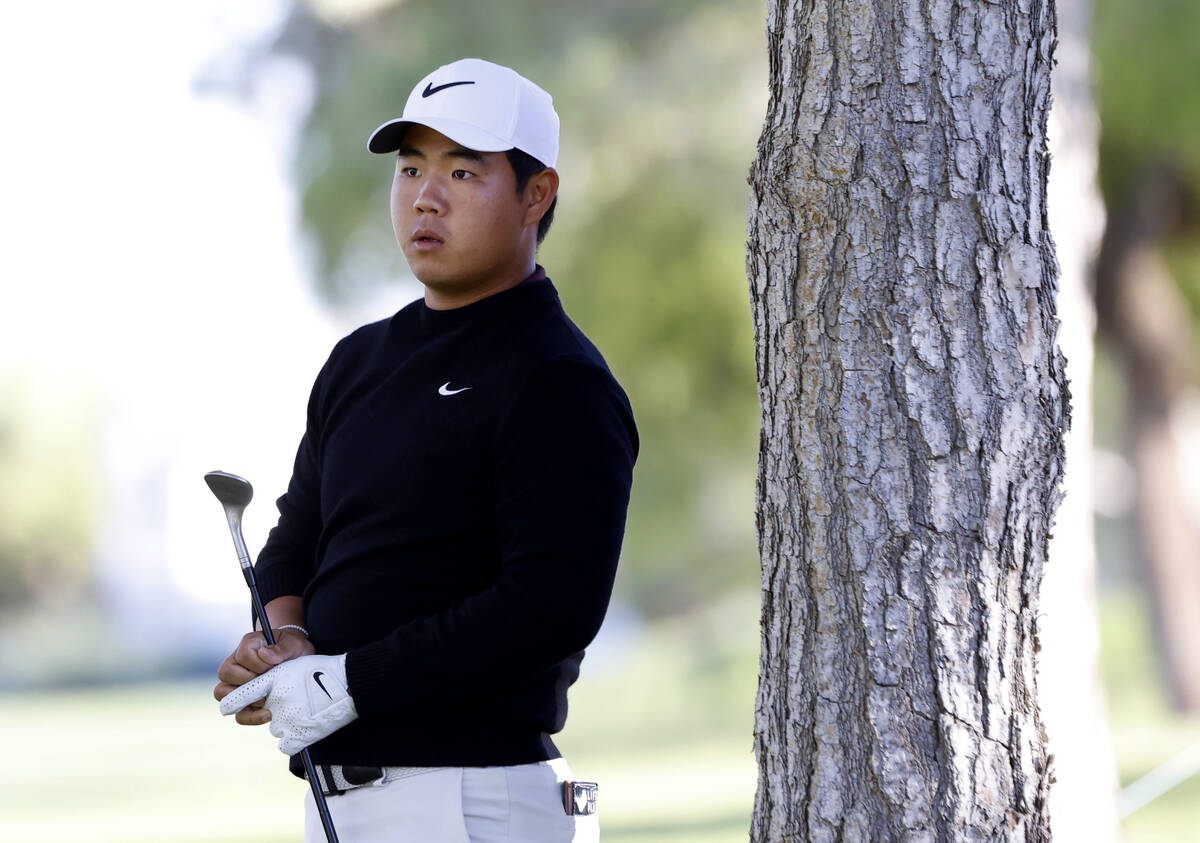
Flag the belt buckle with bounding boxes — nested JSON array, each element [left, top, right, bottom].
[[342, 765, 385, 786], [562, 781, 598, 816]]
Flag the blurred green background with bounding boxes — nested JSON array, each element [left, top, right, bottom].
[[2, 0, 1199, 839]]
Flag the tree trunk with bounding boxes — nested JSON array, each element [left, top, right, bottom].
[[1038, 0, 1122, 836], [1094, 161, 1200, 713], [747, 0, 1066, 840]]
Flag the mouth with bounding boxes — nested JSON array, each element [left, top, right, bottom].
[[411, 229, 445, 248]]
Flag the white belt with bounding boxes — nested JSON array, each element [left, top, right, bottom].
[[310, 764, 446, 796]]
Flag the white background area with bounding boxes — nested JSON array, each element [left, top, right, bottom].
[[0, 1, 418, 662]]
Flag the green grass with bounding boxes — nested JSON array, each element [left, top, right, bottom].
[[0, 591, 759, 843], [1099, 586, 1200, 842], [1, 585, 1197, 841], [0, 681, 308, 842]]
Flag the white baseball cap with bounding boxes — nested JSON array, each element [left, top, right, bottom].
[[367, 58, 559, 168]]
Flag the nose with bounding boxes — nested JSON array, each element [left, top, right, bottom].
[[413, 175, 446, 215]]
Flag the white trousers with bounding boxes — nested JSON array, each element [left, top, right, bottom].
[[303, 758, 600, 843]]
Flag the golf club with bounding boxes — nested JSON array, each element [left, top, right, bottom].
[[204, 470, 340, 843]]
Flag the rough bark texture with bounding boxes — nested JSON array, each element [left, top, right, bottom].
[[746, 1, 1067, 840]]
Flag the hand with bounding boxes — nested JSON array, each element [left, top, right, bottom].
[[218, 653, 359, 755], [213, 628, 315, 726]]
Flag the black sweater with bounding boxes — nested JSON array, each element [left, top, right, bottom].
[[254, 269, 638, 773]]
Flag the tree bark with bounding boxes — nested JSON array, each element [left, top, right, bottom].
[[747, 0, 1067, 840]]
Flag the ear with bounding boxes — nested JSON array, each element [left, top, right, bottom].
[[522, 167, 559, 228]]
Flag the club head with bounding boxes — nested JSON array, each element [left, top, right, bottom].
[[204, 470, 254, 510]]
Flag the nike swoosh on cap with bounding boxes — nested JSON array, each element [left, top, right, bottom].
[[439, 382, 472, 396], [422, 80, 475, 98]]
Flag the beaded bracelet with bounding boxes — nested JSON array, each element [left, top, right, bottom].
[[277, 624, 310, 638]]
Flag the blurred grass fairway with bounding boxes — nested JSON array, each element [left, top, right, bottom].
[[2, 587, 1198, 841], [1100, 587, 1200, 841], [0, 592, 758, 843]]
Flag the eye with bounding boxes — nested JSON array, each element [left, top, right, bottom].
[[452, 169, 474, 180], [400, 166, 420, 177]]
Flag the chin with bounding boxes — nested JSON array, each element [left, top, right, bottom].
[[407, 254, 488, 289], [403, 253, 452, 284], [409, 264, 463, 289]]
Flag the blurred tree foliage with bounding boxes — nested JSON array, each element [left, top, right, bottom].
[[1093, 0, 1200, 206], [260, 0, 767, 615], [1093, 0, 1200, 330], [0, 369, 102, 608], [250, 0, 1200, 618]]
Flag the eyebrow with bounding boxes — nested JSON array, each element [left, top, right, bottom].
[[396, 145, 486, 164]]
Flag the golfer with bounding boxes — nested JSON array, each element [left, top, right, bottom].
[[214, 58, 637, 842]]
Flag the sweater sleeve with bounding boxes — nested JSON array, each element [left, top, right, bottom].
[[345, 355, 639, 716], [253, 359, 328, 606]]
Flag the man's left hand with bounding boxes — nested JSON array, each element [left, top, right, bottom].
[[218, 653, 358, 755]]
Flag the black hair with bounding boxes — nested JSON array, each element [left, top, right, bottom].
[[505, 148, 556, 245]]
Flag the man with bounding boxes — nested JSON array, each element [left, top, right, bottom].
[[214, 57, 638, 843]]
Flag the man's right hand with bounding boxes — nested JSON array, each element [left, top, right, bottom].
[[214, 627, 315, 726]]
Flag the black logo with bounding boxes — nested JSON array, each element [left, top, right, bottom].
[[313, 671, 333, 700], [422, 80, 475, 98]]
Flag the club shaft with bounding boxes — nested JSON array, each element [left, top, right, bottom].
[[241, 538, 341, 842], [244, 567, 276, 647]]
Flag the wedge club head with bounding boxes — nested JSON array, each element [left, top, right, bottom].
[[204, 470, 254, 570], [205, 469, 253, 508]]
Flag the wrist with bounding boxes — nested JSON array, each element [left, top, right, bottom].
[[276, 624, 310, 638]]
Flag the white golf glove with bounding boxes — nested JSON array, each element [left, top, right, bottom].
[[219, 653, 358, 756]]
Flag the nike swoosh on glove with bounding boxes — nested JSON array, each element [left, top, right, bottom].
[[219, 653, 359, 756]]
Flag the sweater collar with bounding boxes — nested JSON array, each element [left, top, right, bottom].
[[414, 265, 555, 333]]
